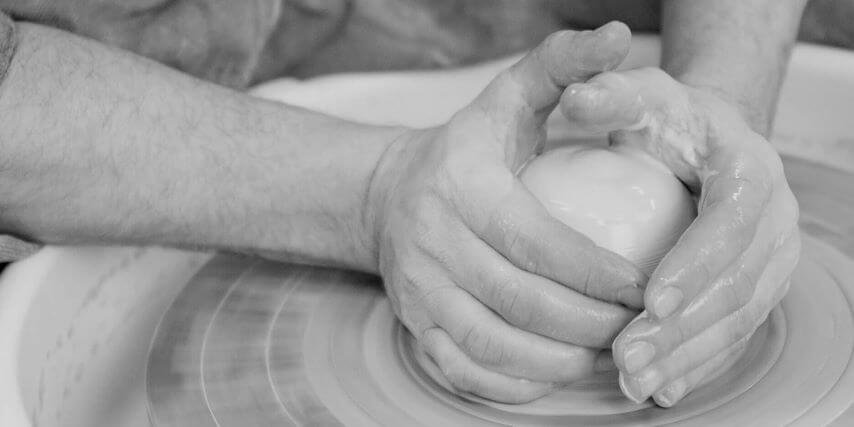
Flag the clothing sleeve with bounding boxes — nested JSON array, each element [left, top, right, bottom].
[[0, 0, 346, 88], [0, 11, 40, 261]]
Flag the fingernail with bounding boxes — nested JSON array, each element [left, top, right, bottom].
[[618, 373, 645, 404], [619, 369, 665, 403], [655, 380, 686, 408], [622, 341, 655, 374], [563, 84, 604, 117], [617, 286, 645, 309], [594, 21, 625, 38], [565, 83, 595, 102], [635, 368, 666, 398], [653, 287, 683, 319]]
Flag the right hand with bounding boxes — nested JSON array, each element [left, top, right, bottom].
[[364, 22, 646, 403]]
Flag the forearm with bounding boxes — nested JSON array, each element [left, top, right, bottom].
[[661, 0, 808, 135], [0, 22, 404, 271]]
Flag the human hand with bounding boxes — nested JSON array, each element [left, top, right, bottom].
[[364, 22, 647, 403], [561, 67, 801, 407]]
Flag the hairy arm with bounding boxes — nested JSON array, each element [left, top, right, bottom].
[[0, 20, 405, 271], [660, 0, 809, 134]]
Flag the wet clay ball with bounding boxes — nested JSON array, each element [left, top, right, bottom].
[[520, 145, 697, 275]]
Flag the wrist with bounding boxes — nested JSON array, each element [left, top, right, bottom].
[[675, 72, 773, 136], [659, 0, 806, 137], [156, 102, 414, 273], [243, 120, 416, 273], [361, 127, 429, 269]]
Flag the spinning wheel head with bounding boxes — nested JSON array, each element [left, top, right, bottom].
[[146, 227, 854, 425]]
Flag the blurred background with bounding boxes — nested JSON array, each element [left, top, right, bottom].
[[5, 0, 853, 87]]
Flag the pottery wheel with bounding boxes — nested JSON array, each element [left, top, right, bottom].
[[146, 153, 854, 426]]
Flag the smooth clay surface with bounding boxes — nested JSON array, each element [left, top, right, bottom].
[[520, 145, 696, 275]]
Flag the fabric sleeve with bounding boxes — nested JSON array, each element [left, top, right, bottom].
[[0, 11, 40, 261], [0, 0, 284, 88]]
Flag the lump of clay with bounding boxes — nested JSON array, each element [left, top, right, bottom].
[[520, 145, 697, 275]]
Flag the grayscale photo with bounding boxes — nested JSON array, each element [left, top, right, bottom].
[[0, 1, 852, 426]]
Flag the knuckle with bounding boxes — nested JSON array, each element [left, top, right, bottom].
[[539, 29, 567, 53], [501, 221, 526, 260], [669, 320, 688, 349], [542, 30, 567, 51], [579, 261, 601, 297], [457, 323, 481, 353], [708, 277, 748, 318], [540, 31, 578, 79], [729, 153, 774, 197], [400, 266, 429, 295], [395, 197, 437, 245], [587, 70, 622, 88], [483, 337, 508, 367], [493, 275, 534, 329], [442, 360, 479, 393], [412, 225, 454, 268], [402, 273, 449, 313], [396, 296, 429, 331], [730, 266, 758, 308], [693, 261, 715, 290], [458, 324, 506, 367], [500, 224, 542, 274], [727, 280, 752, 310], [385, 278, 409, 318], [411, 222, 437, 253], [410, 196, 439, 228], [434, 148, 466, 187], [459, 323, 488, 358]]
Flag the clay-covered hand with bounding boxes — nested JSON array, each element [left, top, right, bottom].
[[561, 68, 801, 407], [364, 22, 646, 403]]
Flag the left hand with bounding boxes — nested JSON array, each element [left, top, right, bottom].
[[560, 67, 801, 407]]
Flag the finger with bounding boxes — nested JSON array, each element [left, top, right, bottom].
[[449, 227, 638, 347], [560, 67, 683, 133], [561, 72, 647, 133], [457, 178, 647, 309], [621, 317, 756, 405], [614, 228, 798, 377], [404, 198, 640, 343], [469, 21, 630, 120], [645, 149, 776, 320], [421, 282, 603, 383], [617, 240, 798, 403], [559, 67, 710, 187], [420, 327, 555, 403], [650, 339, 749, 408]]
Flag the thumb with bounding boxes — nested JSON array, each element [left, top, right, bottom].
[[467, 21, 631, 125], [559, 67, 693, 134]]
